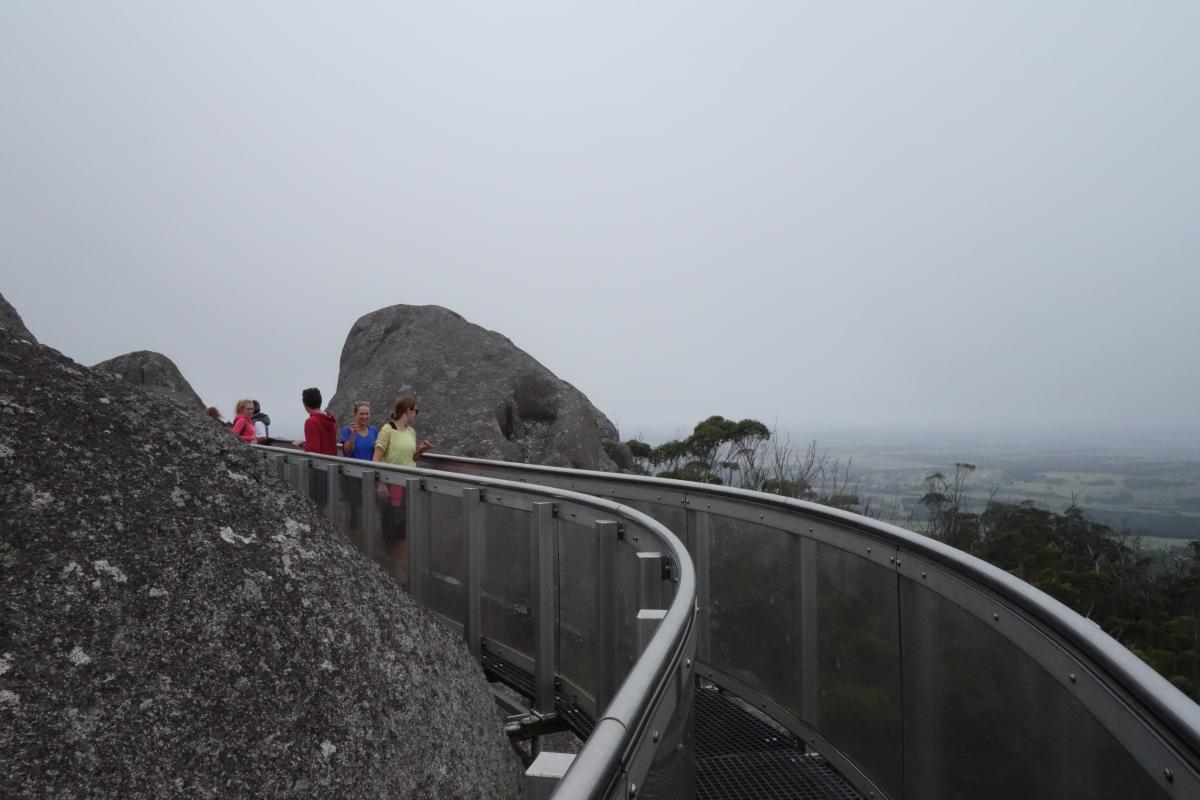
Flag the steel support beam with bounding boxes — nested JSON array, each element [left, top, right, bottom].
[[324, 463, 340, 526], [406, 476, 427, 604], [360, 470, 380, 560], [531, 502, 557, 715], [463, 487, 483, 660], [595, 519, 620, 712]]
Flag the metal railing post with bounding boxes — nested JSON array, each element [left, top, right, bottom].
[[361, 470, 380, 560], [462, 487, 483, 660], [637, 551, 664, 612], [595, 519, 620, 712], [406, 476, 427, 604], [324, 463, 340, 528], [636, 551, 666, 656], [691, 509, 712, 664], [531, 502, 557, 715], [291, 456, 310, 496], [636, 609, 668, 654], [800, 536, 819, 723]]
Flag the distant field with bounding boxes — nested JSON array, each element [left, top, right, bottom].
[[1138, 535, 1198, 552], [811, 433, 1200, 541]]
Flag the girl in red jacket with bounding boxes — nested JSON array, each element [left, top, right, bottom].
[[231, 399, 258, 443]]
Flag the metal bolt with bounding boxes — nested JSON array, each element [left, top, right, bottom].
[[629, 783, 637, 797], [866, 547, 872, 554], [1164, 767, 1174, 782], [653, 730, 660, 742], [922, 571, 927, 579], [759, 514, 764, 520], [896, 560, 902, 568], [1069, 674, 1077, 683], [685, 659, 692, 669], [992, 613, 999, 621], [889, 557, 895, 564], [808, 527, 814, 533]]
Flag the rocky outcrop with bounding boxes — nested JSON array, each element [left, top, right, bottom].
[[92, 350, 205, 410], [329, 305, 632, 470], [0, 331, 521, 798], [0, 291, 36, 342]]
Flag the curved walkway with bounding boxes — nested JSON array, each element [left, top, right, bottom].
[[256, 445, 1200, 799]]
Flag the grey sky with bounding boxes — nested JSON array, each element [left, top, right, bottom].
[[2, 3, 1197, 443]]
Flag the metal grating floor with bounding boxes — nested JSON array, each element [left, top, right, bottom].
[[694, 686, 861, 800], [483, 654, 861, 800]]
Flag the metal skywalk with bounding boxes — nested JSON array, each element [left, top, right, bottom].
[[256, 445, 1200, 799]]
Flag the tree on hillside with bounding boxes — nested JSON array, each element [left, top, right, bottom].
[[920, 462, 979, 549], [632, 416, 770, 486], [623, 418, 867, 512], [626, 438, 654, 474], [939, 494, 1200, 701]]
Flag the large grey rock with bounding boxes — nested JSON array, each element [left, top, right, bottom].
[[0, 291, 36, 342], [329, 305, 632, 470], [93, 350, 205, 410], [0, 332, 521, 799]]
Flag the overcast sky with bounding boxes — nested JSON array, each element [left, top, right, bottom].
[[2, 3, 1197, 444]]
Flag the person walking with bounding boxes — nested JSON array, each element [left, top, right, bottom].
[[340, 401, 378, 460], [251, 400, 270, 443], [372, 395, 432, 580], [339, 401, 378, 533], [373, 395, 432, 467], [301, 387, 337, 456], [231, 399, 257, 443], [298, 387, 337, 508]]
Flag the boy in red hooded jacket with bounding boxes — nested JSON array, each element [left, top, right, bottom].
[[301, 387, 337, 455]]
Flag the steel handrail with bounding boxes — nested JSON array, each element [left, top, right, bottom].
[[423, 451, 1200, 784], [254, 445, 696, 800]]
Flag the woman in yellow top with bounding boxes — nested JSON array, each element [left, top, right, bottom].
[[372, 395, 432, 578], [373, 395, 433, 466]]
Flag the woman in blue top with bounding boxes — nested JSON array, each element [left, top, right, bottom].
[[339, 401, 378, 537], [340, 401, 378, 459]]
